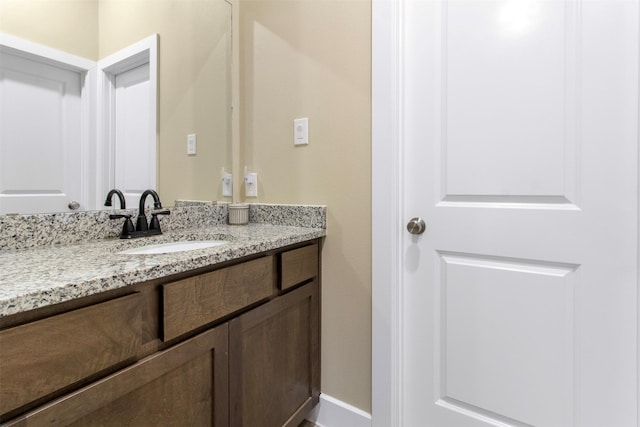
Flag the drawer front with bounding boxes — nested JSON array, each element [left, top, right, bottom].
[[0, 293, 142, 418], [280, 243, 318, 291], [1, 326, 229, 427], [162, 255, 276, 342]]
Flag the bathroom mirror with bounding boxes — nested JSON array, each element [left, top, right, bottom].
[[0, 0, 232, 215]]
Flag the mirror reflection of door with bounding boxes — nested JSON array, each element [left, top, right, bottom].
[[0, 50, 85, 215], [114, 63, 154, 209], [0, 35, 157, 215], [98, 35, 157, 211]]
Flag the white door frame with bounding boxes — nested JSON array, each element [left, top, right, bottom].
[[370, 1, 640, 426], [96, 34, 158, 208], [371, 0, 404, 426]]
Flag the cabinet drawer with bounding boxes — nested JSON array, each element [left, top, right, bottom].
[[1, 326, 229, 427], [0, 293, 142, 418], [162, 255, 276, 342], [280, 244, 318, 291]]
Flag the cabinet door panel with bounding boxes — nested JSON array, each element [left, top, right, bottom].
[[69, 353, 213, 426], [229, 282, 320, 427], [3, 325, 229, 427]]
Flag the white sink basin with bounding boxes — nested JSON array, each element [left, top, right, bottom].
[[119, 240, 228, 255]]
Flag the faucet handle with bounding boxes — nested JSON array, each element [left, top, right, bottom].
[[109, 214, 135, 239], [150, 209, 171, 231]]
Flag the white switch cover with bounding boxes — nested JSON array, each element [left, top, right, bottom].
[[187, 134, 197, 155], [245, 173, 258, 197], [294, 118, 308, 146], [222, 173, 232, 197]]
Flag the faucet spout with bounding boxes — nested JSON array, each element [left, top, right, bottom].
[[104, 189, 126, 209], [136, 189, 163, 232]]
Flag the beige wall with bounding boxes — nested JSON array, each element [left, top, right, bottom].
[[0, 0, 99, 60], [239, 0, 372, 413]]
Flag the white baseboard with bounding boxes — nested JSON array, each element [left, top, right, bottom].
[[306, 393, 372, 427]]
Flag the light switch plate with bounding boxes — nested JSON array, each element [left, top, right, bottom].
[[294, 118, 308, 146], [187, 134, 197, 155]]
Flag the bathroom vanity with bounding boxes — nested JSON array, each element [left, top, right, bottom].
[[0, 206, 325, 427]]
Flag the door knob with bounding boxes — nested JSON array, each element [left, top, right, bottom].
[[407, 217, 426, 235], [68, 201, 80, 210]]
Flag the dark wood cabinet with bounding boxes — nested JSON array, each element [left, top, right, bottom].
[[229, 281, 320, 427], [0, 240, 320, 427]]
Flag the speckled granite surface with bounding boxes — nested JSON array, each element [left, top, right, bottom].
[[0, 205, 229, 251], [0, 223, 325, 317], [249, 203, 326, 229], [173, 200, 218, 207]]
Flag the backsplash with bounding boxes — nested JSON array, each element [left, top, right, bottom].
[[249, 203, 326, 229], [0, 205, 228, 251], [0, 203, 326, 251]]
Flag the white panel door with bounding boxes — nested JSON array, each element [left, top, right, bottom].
[[114, 63, 153, 209], [400, 1, 639, 426], [0, 51, 83, 214]]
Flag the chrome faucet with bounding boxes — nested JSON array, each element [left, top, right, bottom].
[[135, 189, 170, 235], [105, 189, 135, 239]]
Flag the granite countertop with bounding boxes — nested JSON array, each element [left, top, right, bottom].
[[0, 223, 325, 318]]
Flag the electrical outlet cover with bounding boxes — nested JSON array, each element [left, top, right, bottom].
[[222, 173, 232, 197], [245, 173, 258, 197]]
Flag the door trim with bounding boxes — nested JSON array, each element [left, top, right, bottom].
[[0, 33, 95, 72], [371, 0, 404, 426], [96, 34, 158, 208]]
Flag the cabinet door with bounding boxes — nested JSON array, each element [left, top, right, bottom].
[[229, 281, 320, 427], [3, 325, 229, 427]]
